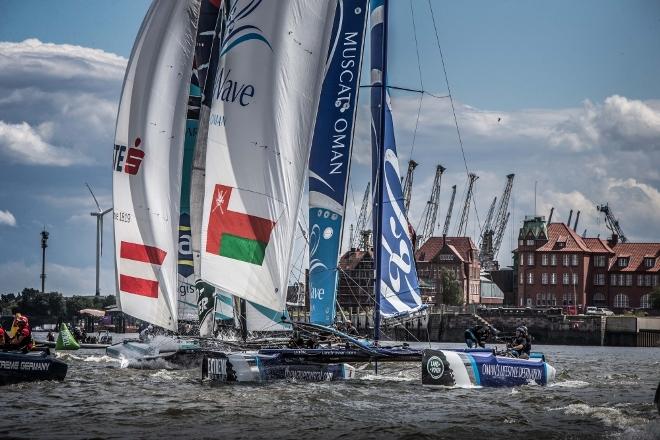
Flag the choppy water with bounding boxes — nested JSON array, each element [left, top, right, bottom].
[[2, 335, 659, 439]]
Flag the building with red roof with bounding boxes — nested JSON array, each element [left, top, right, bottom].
[[513, 216, 659, 312], [415, 236, 481, 305]]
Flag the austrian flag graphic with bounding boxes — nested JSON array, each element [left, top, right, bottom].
[[119, 241, 167, 298], [206, 184, 276, 265]]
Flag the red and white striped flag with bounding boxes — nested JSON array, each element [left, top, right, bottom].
[[119, 241, 167, 298]]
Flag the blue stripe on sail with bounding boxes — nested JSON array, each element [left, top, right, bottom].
[[309, 0, 369, 326], [215, 292, 233, 306], [248, 301, 292, 329]]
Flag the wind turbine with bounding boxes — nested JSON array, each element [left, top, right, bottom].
[[86, 183, 112, 296]]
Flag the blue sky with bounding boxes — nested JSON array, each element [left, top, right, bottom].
[[1, 0, 659, 295]]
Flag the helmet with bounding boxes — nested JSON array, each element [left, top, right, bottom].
[[515, 326, 525, 334]]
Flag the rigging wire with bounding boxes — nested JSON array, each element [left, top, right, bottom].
[[407, 0, 425, 162], [426, 0, 481, 231], [338, 267, 424, 343]]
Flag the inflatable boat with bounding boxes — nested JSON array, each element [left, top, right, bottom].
[[0, 349, 68, 385]]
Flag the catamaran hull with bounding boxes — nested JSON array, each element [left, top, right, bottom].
[[422, 349, 555, 387], [106, 338, 203, 368], [202, 352, 354, 383], [0, 350, 68, 385]]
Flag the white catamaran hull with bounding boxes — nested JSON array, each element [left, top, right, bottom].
[[106, 336, 203, 367], [422, 349, 556, 387]]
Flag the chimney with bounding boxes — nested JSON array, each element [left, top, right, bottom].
[[608, 234, 619, 247], [573, 210, 581, 231], [442, 234, 446, 246]]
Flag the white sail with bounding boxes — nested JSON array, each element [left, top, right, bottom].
[[113, 0, 200, 331], [201, 0, 336, 312]]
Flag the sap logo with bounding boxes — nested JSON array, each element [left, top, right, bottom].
[[215, 67, 254, 107], [114, 137, 145, 175], [310, 287, 325, 300]]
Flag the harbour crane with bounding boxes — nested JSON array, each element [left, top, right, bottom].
[[417, 165, 445, 248], [455, 173, 478, 237], [402, 160, 418, 215], [597, 203, 627, 243], [478, 196, 497, 249], [442, 185, 457, 236], [479, 174, 514, 271], [351, 182, 371, 250]]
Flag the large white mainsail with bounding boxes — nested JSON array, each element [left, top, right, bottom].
[[113, 0, 200, 331], [201, 0, 337, 313]]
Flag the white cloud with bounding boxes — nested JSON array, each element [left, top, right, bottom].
[[0, 39, 126, 166], [343, 92, 660, 266], [549, 95, 660, 152], [0, 209, 16, 226], [0, 121, 88, 166]]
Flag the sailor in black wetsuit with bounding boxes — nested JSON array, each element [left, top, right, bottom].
[[509, 326, 531, 359], [465, 325, 490, 348]]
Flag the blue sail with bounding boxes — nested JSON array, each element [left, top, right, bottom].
[[308, 0, 368, 326], [370, 0, 425, 319]]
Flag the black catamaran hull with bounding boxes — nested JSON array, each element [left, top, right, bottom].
[[202, 351, 354, 383], [0, 350, 68, 385]]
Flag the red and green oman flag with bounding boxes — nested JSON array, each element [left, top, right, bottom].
[[205, 184, 276, 265]]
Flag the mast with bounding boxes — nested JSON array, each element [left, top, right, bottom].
[[371, 0, 389, 344]]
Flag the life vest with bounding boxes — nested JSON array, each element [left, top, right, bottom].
[[12, 326, 34, 351]]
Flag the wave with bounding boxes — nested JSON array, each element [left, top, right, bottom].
[[549, 379, 590, 388], [551, 403, 649, 431]]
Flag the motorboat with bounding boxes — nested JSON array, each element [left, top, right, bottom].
[[0, 348, 68, 386]]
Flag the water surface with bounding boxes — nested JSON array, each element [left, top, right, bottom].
[[2, 337, 659, 439]]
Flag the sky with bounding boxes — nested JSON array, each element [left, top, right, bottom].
[[0, 0, 659, 295]]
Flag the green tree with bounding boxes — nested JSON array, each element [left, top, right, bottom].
[[650, 287, 660, 310], [438, 268, 464, 306]]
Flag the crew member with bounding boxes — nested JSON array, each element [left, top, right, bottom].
[[508, 326, 531, 359], [464, 324, 490, 348], [344, 320, 359, 337], [47, 331, 55, 342], [0, 326, 7, 347], [8, 316, 33, 352]]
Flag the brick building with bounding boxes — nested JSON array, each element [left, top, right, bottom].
[[336, 235, 482, 310], [337, 249, 374, 310], [513, 216, 659, 312], [416, 236, 481, 304]]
